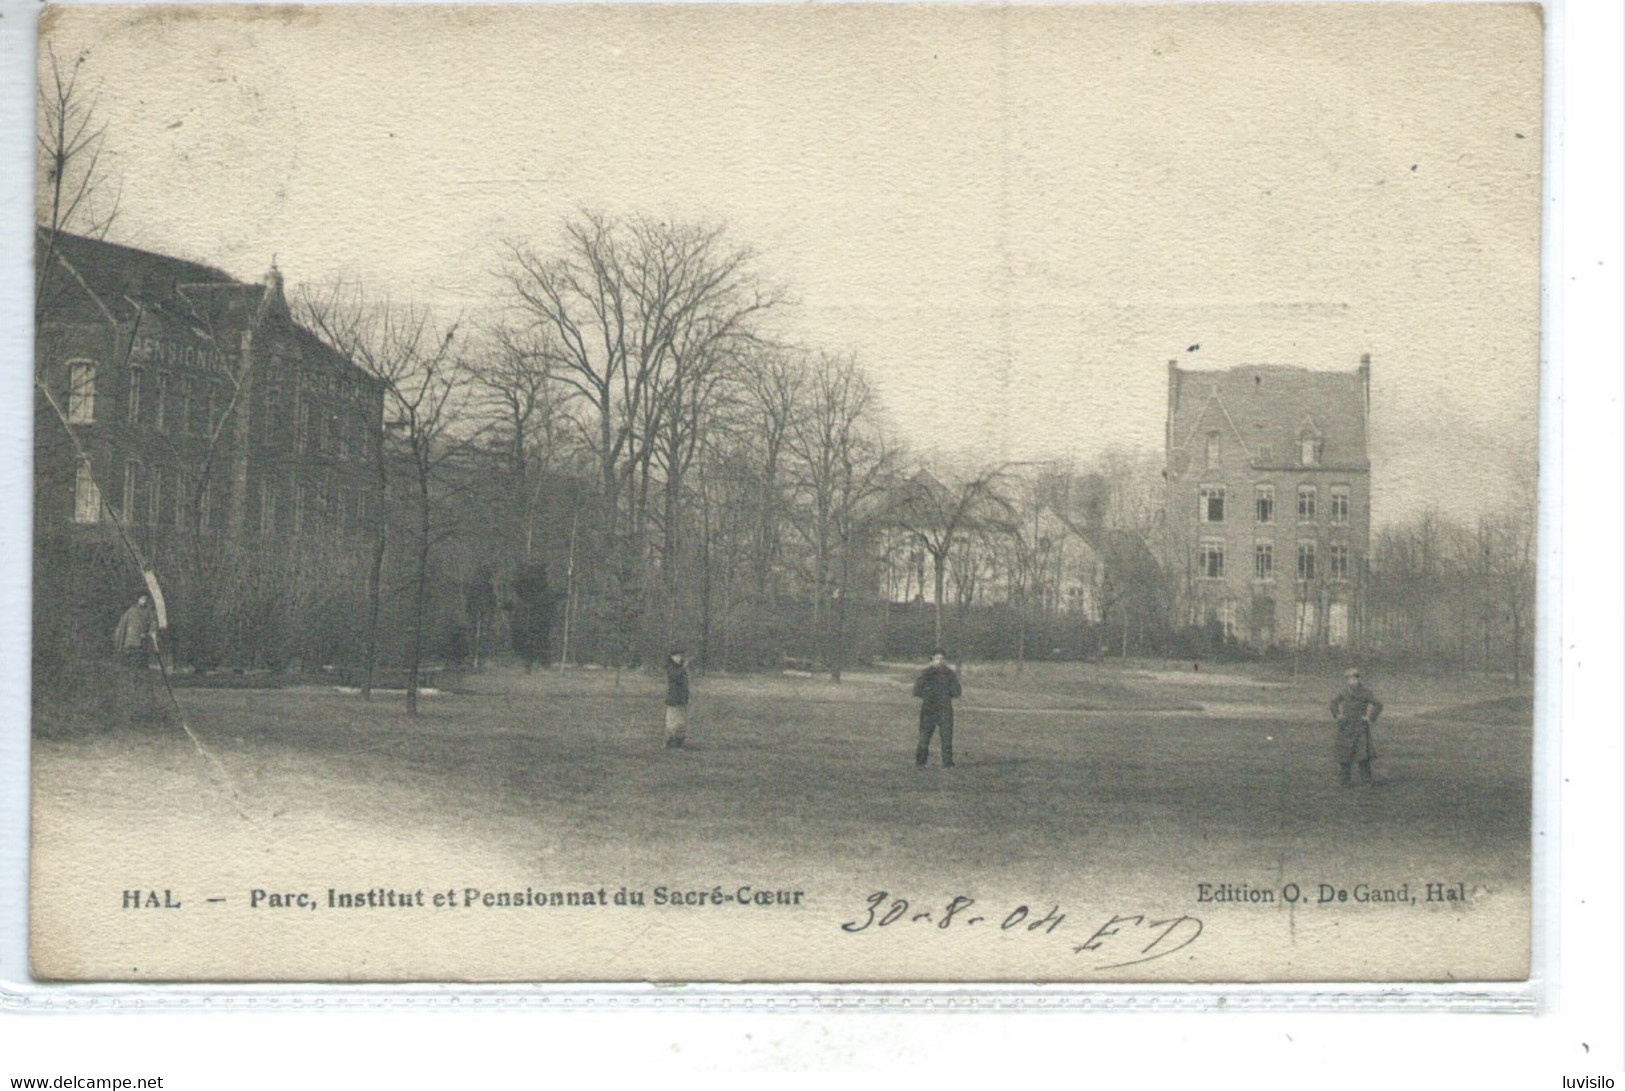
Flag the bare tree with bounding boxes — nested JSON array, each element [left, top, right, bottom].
[[500, 212, 779, 664], [783, 352, 896, 677], [1491, 462, 1539, 685], [461, 322, 567, 558], [889, 460, 1012, 648], [736, 349, 804, 602], [1000, 469, 1065, 671], [640, 220, 780, 582], [298, 281, 465, 712], [36, 44, 122, 322]]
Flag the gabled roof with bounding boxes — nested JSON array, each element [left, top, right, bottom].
[[37, 228, 369, 386], [39, 228, 244, 327], [1170, 363, 1367, 469]]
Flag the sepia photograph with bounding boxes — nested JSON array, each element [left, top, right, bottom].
[[25, 2, 1542, 985]]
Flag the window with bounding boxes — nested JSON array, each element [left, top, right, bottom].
[[1330, 545, 1351, 581], [1256, 444, 1272, 464], [1199, 486, 1226, 523], [73, 458, 100, 524], [1297, 541, 1317, 581], [1297, 485, 1317, 522], [1255, 485, 1274, 524], [1328, 602, 1349, 647], [1217, 600, 1236, 639], [298, 399, 316, 454], [127, 366, 144, 423], [260, 482, 278, 536], [67, 361, 96, 423], [193, 383, 213, 438], [122, 460, 142, 522], [1205, 433, 1220, 468], [153, 373, 169, 433], [1299, 436, 1319, 466], [176, 379, 192, 435], [1295, 602, 1317, 645], [1254, 541, 1274, 580], [148, 467, 164, 528], [292, 481, 305, 537], [261, 387, 279, 446], [1330, 486, 1350, 525], [1198, 539, 1225, 580]]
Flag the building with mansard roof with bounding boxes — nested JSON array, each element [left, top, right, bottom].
[[1165, 358, 1371, 648]]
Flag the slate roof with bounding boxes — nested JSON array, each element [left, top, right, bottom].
[[1169, 363, 1368, 471], [38, 228, 359, 380]]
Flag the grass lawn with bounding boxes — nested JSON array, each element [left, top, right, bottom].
[[30, 660, 1532, 983]]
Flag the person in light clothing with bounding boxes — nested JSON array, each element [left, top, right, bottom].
[[664, 650, 690, 749], [113, 593, 157, 672]]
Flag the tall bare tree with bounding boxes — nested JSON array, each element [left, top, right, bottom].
[[298, 281, 465, 711], [784, 352, 896, 677], [500, 212, 778, 662], [736, 349, 804, 602], [461, 322, 567, 558]]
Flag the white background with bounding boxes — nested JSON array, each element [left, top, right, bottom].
[[0, 0, 1619, 1083]]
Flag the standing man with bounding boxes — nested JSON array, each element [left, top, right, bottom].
[[1331, 667, 1383, 786], [664, 649, 690, 749], [912, 648, 962, 767]]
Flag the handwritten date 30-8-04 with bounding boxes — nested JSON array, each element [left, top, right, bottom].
[[839, 892, 1204, 970]]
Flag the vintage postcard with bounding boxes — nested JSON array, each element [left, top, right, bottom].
[[27, 3, 1542, 984]]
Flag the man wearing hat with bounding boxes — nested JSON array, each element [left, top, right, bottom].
[[1330, 667, 1383, 786], [912, 648, 962, 767]]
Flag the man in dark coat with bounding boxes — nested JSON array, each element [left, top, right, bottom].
[[1331, 667, 1383, 786], [912, 648, 962, 767], [664, 650, 691, 749]]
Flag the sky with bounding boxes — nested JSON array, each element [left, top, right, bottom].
[[38, 3, 1545, 527]]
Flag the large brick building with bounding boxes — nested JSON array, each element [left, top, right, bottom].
[[35, 229, 382, 552], [34, 230, 383, 669], [1165, 358, 1371, 648]]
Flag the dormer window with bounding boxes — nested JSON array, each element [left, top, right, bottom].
[[1205, 433, 1220, 468], [1297, 417, 1323, 467]]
